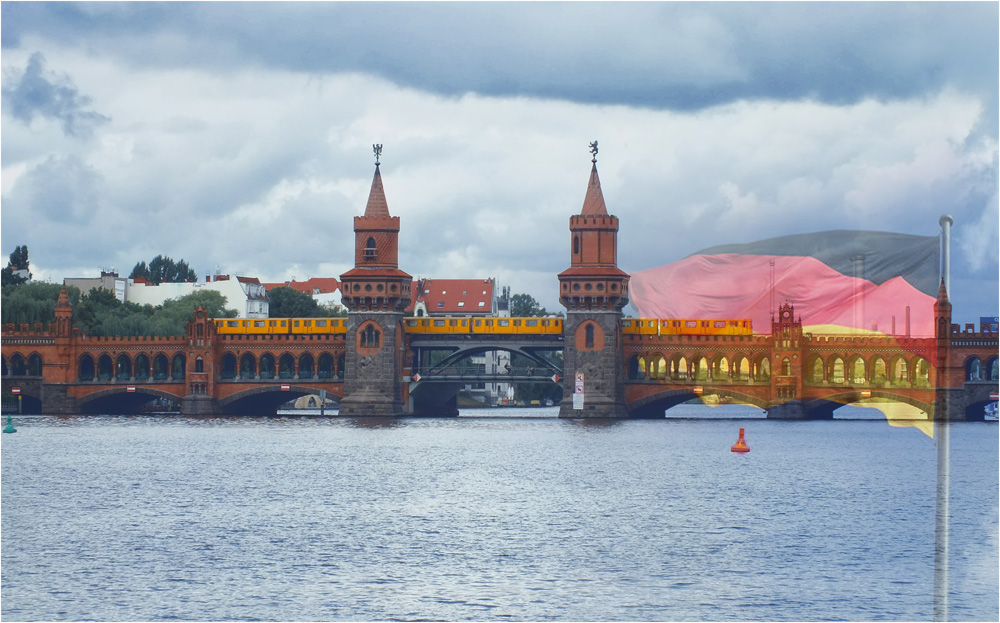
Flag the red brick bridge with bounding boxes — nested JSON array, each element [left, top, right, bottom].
[[3, 152, 996, 419]]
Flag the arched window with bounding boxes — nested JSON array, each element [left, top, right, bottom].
[[317, 354, 334, 379], [195, 356, 204, 373], [781, 358, 791, 376], [259, 354, 276, 379], [116, 354, 133, 380], [240, 354, 256, 380], [298, 354, 315, 379], [966, 357, 982, 381], [585, 324, 594, 348], [78, 354, 95, 382], [10, 354, 25, 376], [134, 355, 151, 381], [573, 236, 580, 255], [364, 237, 377, 259], [279, 354, 295, 379], [27, 354, 43, 376], [361, 324, 380, 348], [170, 354, 186, 381], [220, 354, 237, 379]]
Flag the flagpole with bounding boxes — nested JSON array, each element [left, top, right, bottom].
[[933, 214, 953, 621]]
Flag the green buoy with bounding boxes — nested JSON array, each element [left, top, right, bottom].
[[3, 395, 19, 433]]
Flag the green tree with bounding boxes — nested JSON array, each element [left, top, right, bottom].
[[2, 245, 30, 286], [267, 286, 344, 318], [129, 255, 197, 285], [1, 282, 80, 327], [510, 293, 547, 317]]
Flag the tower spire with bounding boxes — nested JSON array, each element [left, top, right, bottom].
[[364, 144, 390, 218], [581, 140, 608, 216]]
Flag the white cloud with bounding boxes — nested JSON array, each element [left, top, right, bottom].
[[1, 44, 996, 315]]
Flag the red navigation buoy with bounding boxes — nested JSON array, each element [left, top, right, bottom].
[[731, 427, 749, 453]]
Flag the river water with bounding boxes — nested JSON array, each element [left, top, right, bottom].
[[1, 406, 997, 622]]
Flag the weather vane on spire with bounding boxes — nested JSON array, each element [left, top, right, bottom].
[[373, 143, 383, 166], [589, 140, 598, 163]]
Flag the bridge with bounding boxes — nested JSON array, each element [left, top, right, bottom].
[[3, 151, 997, 419]]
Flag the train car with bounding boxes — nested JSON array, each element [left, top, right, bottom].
[[659, 318, 752, 336], [402, 316, 563, 335], [621, 319, 659, 336], [622, 318, 753, 336], [403, 317, 472, 334], [290, 318, 347, 335], [213, 317, 347, 335], [472, 317, 563, 335], [214, 318, 290, 334]]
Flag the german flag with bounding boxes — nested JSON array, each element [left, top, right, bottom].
[[630, 230, 941, 434], [630, 230, 939, 336]]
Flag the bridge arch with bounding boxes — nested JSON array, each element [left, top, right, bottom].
[[217, 385, 344, 416], [805, 390, 933, 419], [628, 387, 770, 419], [76, 386, 185, 415]]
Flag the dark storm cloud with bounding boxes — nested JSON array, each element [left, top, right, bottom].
[[3, 2, 995, 118], [1, 52, 110, 136]]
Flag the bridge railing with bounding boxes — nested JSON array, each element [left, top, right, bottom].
[[413, 366, 558, 379]]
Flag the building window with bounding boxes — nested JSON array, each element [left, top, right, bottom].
[[364, 237, 377, 259], [361, 325, 380, 348], [585, 324, 595, 348], [195, 356, 204, 373]]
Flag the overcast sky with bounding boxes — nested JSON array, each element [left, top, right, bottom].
[[2, 1, 997, 319]]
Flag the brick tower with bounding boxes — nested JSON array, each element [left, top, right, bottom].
[[557, 142, 631, 418], [339, 146, 413, 416]]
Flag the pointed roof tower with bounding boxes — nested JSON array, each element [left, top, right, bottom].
[[364, 161, 391, 218], [558, 141, 629, 312], [340, 144, 412, 313], [581, 160, 608, 216]]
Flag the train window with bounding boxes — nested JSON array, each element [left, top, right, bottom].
[[701, 321, 709, 327], [316, 320, 327, 327], [280, 321, 287, 327], [514, 320, 522, 327], [498, 320, 509, 327], [227, 321, 239, 327], [715, 321, 727, 328], [254, 321, 266, 327], [449, 320, 458, 327], [526, 320, 538, 326], [685, 321, 697, 328], [294, 321, 300, 327], [486, 320, 493, 327], [434, 320, 446, 327], [475, 320, 482, 327], [406, 320, 417, 327], [304, 320, 312, 327], [542, 320, 549, 327], [461, 320, 468, 326]]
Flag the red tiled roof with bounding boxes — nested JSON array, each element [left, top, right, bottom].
[[415, 278, 494, 314], [262, 277, 341, 295]]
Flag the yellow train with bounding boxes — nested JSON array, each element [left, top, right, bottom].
[[403, 316, 563, 335], [213, 318, 348, 335], [621, 318, 752, 336]]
